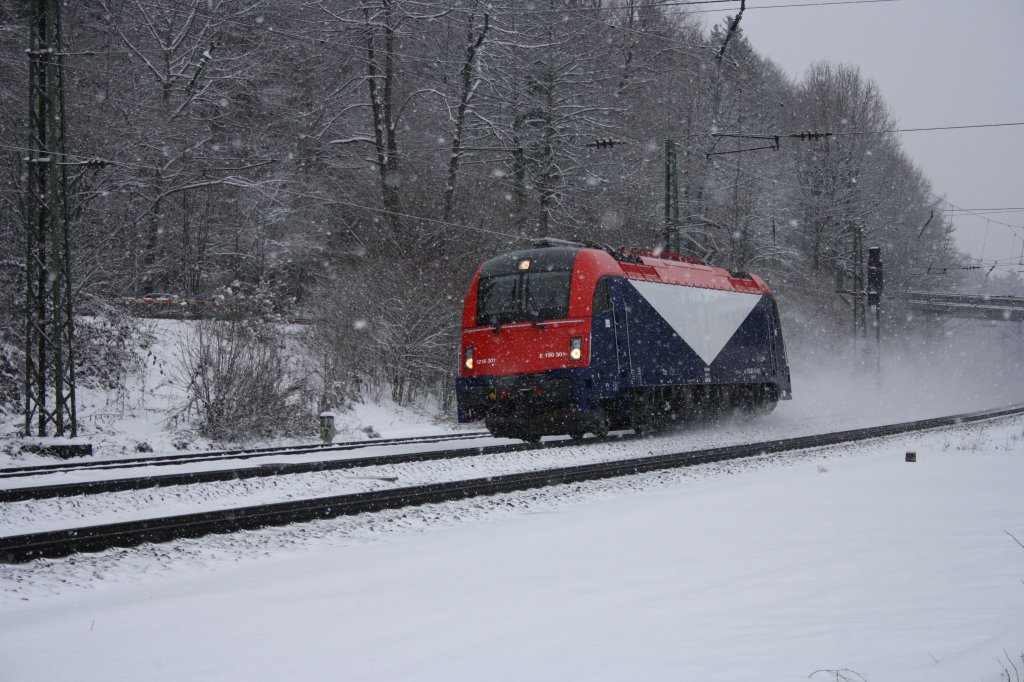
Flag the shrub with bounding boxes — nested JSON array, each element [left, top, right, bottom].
[[74, 305, 150, 393], [175, 317, 313, 441]]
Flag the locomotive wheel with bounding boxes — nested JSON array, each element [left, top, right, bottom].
[[520, 432, 542, 444], [631, 402, 657, 434], [569, 431, 587, 440], [591, 411, 610, 439], [737, 389, 778, 416], [628, 392, 654, 435]]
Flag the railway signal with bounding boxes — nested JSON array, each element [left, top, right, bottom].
[[867, 246, 883, 381], [867, 247, 884, 307]]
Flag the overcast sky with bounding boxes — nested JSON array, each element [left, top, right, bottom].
[[698, 0, 1024, 271]]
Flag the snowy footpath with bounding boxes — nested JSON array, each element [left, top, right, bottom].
[[2, 416, 1024, 681]]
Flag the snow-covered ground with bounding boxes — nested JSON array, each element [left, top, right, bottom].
[[2, 320, 1023, 679], [2, 414, 1023, 681]]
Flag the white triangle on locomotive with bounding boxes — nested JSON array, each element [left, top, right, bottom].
[[628, 280, 763, 366]]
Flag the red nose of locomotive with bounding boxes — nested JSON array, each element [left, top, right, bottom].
[[455, 246, 608, 437], [459, 247, 592, 379], [461, 321, 589, 378]]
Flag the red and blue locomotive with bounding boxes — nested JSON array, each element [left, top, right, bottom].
[[455, 239, 792, 441]]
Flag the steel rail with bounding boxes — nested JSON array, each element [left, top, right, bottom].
[[0, 435, 622, 503], [0, 430, 491, 479], [3, 404, 1023, 564]]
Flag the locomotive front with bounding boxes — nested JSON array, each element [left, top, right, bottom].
[[455, 246, 607, 442]]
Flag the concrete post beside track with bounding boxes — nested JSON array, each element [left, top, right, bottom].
[[319, 413, 336, 444]]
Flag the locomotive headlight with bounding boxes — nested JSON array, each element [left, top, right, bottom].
[[569, 337, 583, 361], [464, 346, 474, 370]]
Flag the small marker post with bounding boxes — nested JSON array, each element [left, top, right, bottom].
[[319, 413, 336, 444]]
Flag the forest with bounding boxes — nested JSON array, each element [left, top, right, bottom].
[[0, 1, 997, 438]]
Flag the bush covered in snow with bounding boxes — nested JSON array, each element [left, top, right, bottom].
[[175, 316, 314, 441], [74, 305, 151, 393]]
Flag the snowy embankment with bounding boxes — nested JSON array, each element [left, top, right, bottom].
[[2, 414, 1023, 681], [0, 318, 464, 468]]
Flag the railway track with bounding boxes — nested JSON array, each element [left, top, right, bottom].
[[3, 403, 1023, 564], [0, 430, 491, 481], [0, 433, 617, 503]]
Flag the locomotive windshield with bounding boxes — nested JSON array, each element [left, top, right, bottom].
[[475, 247, 577, 326]]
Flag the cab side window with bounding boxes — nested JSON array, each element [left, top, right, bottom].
[[592, 277, 612, 315]]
